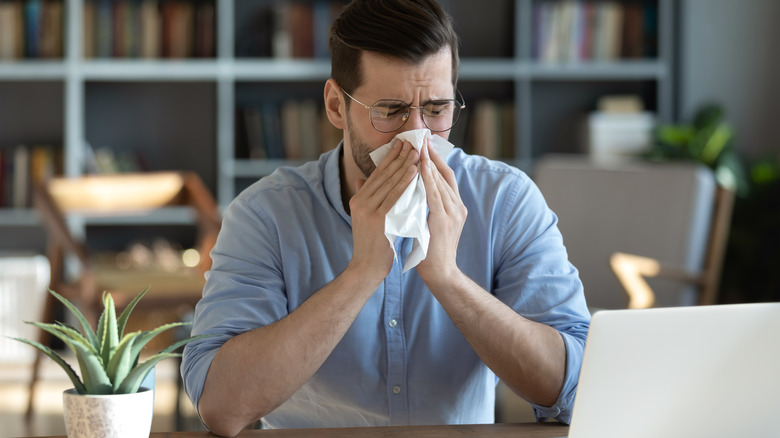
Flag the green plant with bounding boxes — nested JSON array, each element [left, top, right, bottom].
[[645, 104, 750, 197], [11, 287, 210, 395]]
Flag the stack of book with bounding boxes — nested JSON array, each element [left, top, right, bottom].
[[236, 100, 342, 161], [587, 94, 655, 162], [83, 0, 215, 59], [0, 145, 60, 209], [533, 0, 657, 63], [235, 0, 346, 59], [0, 0, 63, 60]]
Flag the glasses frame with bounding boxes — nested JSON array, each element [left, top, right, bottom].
[[342, 88, 466, 133]]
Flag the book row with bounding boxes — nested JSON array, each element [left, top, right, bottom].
[[83, 0, 216, 59], [533, 0, 658, 63], [235, 0, 346, 59], [0, 0, 63, 59], [236, 100, 342, 161], [0, 145, 60, 209]]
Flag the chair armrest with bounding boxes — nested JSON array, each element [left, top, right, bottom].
[[609, 252, 701, 309]]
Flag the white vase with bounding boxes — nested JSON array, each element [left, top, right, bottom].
[[62, 387, 154, 438]]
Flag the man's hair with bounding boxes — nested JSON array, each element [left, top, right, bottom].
[[329, 0, 460, 97]]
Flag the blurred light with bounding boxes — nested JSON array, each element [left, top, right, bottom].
[[182, 248, 200, 268]]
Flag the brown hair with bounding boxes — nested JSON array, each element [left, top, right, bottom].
[[329, 0, 460, 97]]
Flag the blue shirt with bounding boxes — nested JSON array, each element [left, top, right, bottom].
[[181, 145, 590, 428]]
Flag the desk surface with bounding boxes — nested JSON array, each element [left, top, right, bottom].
[[42, 423, 568, 438]]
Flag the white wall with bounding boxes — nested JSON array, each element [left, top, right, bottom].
[[680, 0, 780, 159]]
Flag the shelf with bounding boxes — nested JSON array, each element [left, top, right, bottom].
[[528, 60, 668, 80], [0, 209, 39, 227], [0, 61, 67, 80], [0, 207, 198, 227], [232, 159, 309, 178], [232, 59, 332, 81], [80, 60, 224, 81]]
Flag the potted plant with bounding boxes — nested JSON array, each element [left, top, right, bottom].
[[11, 287, 211, 438]]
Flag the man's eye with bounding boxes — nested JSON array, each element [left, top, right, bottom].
[[374, 106, 405, 118], [425, 104, 450, 117]]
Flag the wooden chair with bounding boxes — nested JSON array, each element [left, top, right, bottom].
[[610, 184, 734, 308], [27, 171, 221, 418], [534, 155, 733, 311]]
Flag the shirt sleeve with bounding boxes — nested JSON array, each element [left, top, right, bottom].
[[491, 172, 591, 424], [180, 192, 289, 416]]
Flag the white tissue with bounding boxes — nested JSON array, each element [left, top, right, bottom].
[[369, 129, 454, 272]]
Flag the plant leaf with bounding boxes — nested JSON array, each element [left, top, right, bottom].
[[26, 321, 98, 357], [95, 292, 107, 351], [100, 293, 119, 367], [115, 352, 181, 394], [71, 339, 112, 394], [106, 331, 140, 392], [46, 289, 98, 351], [9, 337, 87, 393], [116, 286, 151, 337], [129, 322, 190, 360]]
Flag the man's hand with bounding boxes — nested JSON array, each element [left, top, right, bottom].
[[348, 140, 420, 283], [416, 139, 467, 287]]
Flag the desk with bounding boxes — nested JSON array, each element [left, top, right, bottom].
[[42, 423, 568, 438]]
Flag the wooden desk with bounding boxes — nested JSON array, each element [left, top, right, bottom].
[[43, 423, 568, 438]]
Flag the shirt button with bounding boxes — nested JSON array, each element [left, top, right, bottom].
[[392, 385, 402, 394], [388, 319, 398, 328]]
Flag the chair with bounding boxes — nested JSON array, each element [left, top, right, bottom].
[[28, 171, 221, 418], [533, 155, 733, 311]]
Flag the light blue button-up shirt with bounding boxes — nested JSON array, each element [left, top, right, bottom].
[[182, 145, 590, 428]]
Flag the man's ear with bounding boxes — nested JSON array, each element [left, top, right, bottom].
[[324, 79, 347, 130]]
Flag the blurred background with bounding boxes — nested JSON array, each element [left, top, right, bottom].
[[1, 0, 779, 435]]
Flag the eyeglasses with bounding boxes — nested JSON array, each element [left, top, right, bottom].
[[342, 88, 466, 133]]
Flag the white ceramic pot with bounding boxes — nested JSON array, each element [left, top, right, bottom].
[[62, 387, 154, 438]]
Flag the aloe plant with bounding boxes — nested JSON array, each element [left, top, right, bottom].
[[11, 287, 210, 395]]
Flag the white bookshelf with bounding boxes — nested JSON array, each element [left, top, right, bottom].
[[0, 0, 675, 235]]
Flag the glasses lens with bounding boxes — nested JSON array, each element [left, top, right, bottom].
[[370, 100, 410, 132], [422, 100, 460, 132]]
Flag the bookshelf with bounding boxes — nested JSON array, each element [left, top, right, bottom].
[[0, 0, 676, 251]]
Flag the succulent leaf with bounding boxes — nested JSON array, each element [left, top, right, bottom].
[[10, 337, 87, 393], [71, 338, 112, 394], [106, 331, 140, 392], [100, 293, 119, 367], [116, 286, 150, 337], [116, 352, 181, 394], [46, 289, 98, 350], [130, 322, 190, 360]]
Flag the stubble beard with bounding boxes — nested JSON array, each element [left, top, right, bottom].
[[345, 115, 378, 178]]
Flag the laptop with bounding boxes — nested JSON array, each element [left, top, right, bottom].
[[566, 303, 780, 438]]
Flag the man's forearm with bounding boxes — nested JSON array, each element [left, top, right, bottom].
[[198, 267, 381, 437], [425, 270, 566, 408]]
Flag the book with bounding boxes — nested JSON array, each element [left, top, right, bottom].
[[23, 0, 42, 58], [83, 0, 96, 58], [297, 99, 320, 159], [140, 0, 160, 58], [281, 100, 302, 160], [12, 145, 30, 208], [96, 0, 113, 58], [243, 104, 267, 160], [0, 2, 17, 59]]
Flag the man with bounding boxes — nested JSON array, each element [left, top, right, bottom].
[[182, 0, 590, 436]]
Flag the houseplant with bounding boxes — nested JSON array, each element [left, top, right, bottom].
[[11, 287, 211, 438]]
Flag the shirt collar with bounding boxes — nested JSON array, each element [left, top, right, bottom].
[[322, 141, 351, 224]]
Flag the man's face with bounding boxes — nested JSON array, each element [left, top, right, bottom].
[[343, 48, 454, 178]]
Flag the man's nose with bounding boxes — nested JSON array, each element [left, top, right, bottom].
[[404, 107, 427, 130]]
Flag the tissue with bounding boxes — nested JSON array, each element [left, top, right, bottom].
[[368, 129, 454, 272]]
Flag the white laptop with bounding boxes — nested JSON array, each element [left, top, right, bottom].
[[566, 303, 780, 438]]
